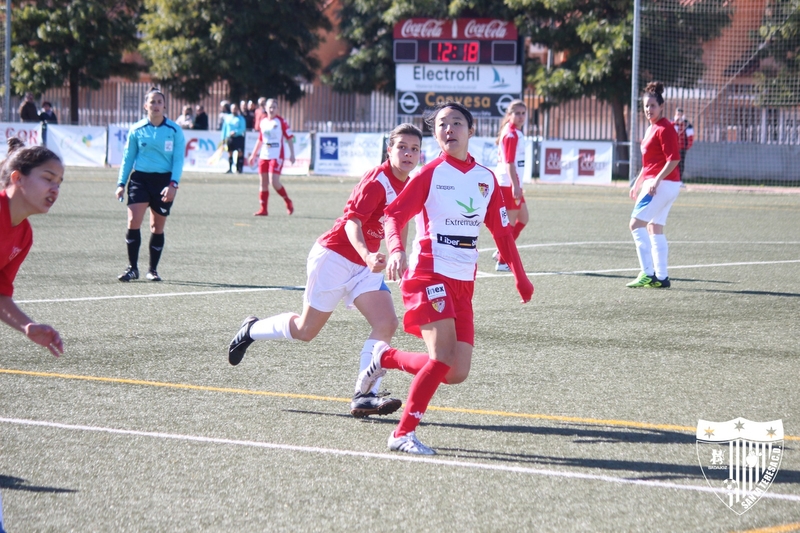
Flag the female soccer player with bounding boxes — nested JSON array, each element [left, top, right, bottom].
[[493, 99, 529, 271], [115, 88, 186, 282], [627, 81, 681, 289], [247, 98, 295, 216], [229, 124, 423, 417], [356, 101, 534, 455], [0, 138, 64, 356]]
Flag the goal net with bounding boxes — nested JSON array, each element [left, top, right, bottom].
[[634, 0, 800, 185]]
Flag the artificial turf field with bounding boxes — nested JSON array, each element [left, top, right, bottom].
[[1, 168, 799, 532]]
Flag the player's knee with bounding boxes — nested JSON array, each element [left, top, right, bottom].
[[445, 367, 470, 385]]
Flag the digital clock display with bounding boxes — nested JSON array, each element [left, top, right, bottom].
[[429, 40, 480, 63]]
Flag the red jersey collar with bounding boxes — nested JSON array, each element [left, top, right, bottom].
[[441, 152, 476, 173], [379, 159, 406, 188]]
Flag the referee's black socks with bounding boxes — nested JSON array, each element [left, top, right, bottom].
[[125, 228, 141, 269], [149, 233, 165, 271]]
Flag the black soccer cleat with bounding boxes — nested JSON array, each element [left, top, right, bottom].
[[350, 392, 402, 418], [118, 266, 139, 282], [228, 316, 259, 366], [648, 276, 671, 288]]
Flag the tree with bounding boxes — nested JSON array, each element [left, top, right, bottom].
[[751, 0, 800, 106], [509, 0, 731, 144], [11, 0, 140, 124], [139, 0, 331, 103]]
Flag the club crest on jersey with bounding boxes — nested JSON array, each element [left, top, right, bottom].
[[431, 299, 446, 313], [478, 182, 489, 198], [696, 418, 783, 514], [425, 283, 446, 300]]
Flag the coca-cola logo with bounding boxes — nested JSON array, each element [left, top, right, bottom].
[[464, 19, 508, 39], [401, 19, 445, 38]]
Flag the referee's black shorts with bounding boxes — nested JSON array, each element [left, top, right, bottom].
[[227, 135, 245, 152], [126, 171, 174, 216]]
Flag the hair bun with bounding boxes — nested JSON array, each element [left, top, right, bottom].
[[645, 81, 664, 96], [6, 137, 25, 154]]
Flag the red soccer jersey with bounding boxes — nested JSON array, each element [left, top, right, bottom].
[[0, 190, 33, 297], [641, 117, 681, 182], [385, 153, 511, 281], [317, 160, 406, 266]]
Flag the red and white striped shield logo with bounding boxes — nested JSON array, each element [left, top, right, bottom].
[[696, 418, 783, 514]]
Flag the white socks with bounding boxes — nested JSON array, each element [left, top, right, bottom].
[[631, 227, 654, 276], [249, 312, 298, 341], [357, 339, 382, 395], [650, 233, 669, 280]]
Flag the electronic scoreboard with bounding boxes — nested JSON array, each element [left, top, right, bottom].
[[394, 18, 523, 118]]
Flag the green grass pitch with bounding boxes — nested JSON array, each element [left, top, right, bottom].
[[1, 168, 798, 531]]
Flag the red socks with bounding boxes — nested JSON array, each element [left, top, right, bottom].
[[381, 347, 431, 376], [395, 359, 451, 438], [276, 186, 290, 200], [512, 221, 526, 240], [259, 190, 269, 209]]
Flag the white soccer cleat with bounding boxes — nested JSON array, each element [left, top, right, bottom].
[[356, 341, 389, 394], [495, 261, 510, 272], [388, 431, 436, 455]]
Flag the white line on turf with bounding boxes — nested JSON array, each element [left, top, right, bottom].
[[2, 416, 799, 503], [475, 259, 800, 278], [16, 286, 305, 304]]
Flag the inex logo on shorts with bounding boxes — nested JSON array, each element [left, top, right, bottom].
[[696, 418, 784, 514], [425, 283, 447, 300]]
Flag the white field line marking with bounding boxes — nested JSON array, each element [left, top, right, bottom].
[[2, 417, 799, 503], [16, 286, 305, 304], [476, 259, 800, 278], [480, 241, 800, 253]]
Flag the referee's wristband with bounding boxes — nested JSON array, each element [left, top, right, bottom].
[[169, 181, 179, 189], [116, 183, 125, 188]]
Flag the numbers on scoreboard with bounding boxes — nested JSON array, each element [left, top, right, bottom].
[[429, 41, 480, 63]]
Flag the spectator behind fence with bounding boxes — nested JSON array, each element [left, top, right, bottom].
[[244, 100, 256, 130], [176, 106, 194, 129], [193, 105, 209, 131], [671, 107, 694, 179], [19, 93, 39, 123], [39, 102, 58, 124], [217, 100, 230, 131]]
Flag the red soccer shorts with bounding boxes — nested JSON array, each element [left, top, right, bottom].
[[258, 158, 284, 175], [400, 273, 475, 346]]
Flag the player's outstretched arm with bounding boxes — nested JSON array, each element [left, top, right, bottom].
[[0, 296, 63, 356], [494, 233, 533, 303]]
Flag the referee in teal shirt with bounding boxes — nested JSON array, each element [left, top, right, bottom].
[[221, 103, 246, 173], [115, 88, 185, 282]]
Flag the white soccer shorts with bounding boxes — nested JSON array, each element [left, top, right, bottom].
[[631, 179, 681, 226], [304, 242, 389, 313]]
